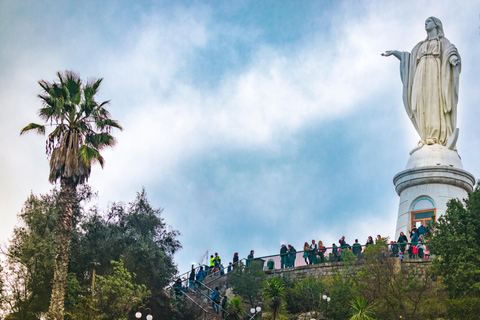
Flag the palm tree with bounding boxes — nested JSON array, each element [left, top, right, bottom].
[[349, 296, 376, 320], [226, 297, 245, 320], [262, 277, 288, 320], [21, 71, 122, 319]]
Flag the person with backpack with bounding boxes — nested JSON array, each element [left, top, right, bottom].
[[288, 244, 297, 267], [210, 287, 220, 314], [196, 266, 206, 292]]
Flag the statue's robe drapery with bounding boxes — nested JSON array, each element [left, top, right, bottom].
[[398, 37, 461, 145]]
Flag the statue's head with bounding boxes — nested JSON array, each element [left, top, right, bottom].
[[425, 16, 444, 38]]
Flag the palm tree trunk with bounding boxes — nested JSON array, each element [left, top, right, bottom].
[[48, 178, 76, 320]]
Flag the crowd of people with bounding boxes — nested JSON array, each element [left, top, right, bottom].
[[277, 222, 430, 268], [172, 223, 431, 317]]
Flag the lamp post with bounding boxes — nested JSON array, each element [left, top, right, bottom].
[[322, 294, 330, 318], [135, 307, 153, 320], [249, 306, 261, 319]]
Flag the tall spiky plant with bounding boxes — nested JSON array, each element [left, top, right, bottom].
[[349, 296, 376, 320], [21, 71, 122, 319], [262, 277, 288, 320]]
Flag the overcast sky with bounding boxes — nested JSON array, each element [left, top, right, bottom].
[[1, 0, 479, 273]]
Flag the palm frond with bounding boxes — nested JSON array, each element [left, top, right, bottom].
[[20, 123, 45, 135], [96, 118, 123, 131], [86, 133, 116, 149], [78, 145, 104, 168]]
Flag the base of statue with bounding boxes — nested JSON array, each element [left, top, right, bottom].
[[393, 144, 475, 239]]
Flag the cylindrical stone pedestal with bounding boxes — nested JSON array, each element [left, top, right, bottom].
[[393, 145, 475, 239]]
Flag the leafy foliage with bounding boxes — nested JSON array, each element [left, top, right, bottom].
[[94, 260, 150, 320], [228, 262, 266, 307], [445, 297, 480, 320], [170, 294, 204, 320], [429, 185, 480, 298], [1, 187, 180, 319], [357, 240, 437, 320], [284, 276, 325, 316], [69, 188, 181, 295]]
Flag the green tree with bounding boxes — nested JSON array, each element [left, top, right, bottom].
[[0, 187, 94, 319], [358, 241, 435, 320], [429, 185, 480, 298], [262, 277, 288, 320], [94, 260, 149, 320], [286, 276, 325, 317], [68, 188, 181, 316], [21, 71, 122, 319], [228, 262, 266, 307]]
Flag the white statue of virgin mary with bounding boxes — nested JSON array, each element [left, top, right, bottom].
[[383, 17, 461, 152]]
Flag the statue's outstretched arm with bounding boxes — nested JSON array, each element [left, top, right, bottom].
[[382, 50, 402, 60]]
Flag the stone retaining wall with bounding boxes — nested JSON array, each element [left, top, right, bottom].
[[265, 258, 435, 284]]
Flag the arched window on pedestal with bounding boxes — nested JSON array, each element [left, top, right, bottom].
[[411, 197, 436, 231]]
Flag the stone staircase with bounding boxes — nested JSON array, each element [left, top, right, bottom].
[[183, 273, 230, 320]]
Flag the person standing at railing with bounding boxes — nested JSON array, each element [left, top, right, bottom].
[[214, 253, 221, 266], [233, 252, 239, 270], [303, 242, 309, 264], [318, 241, 326, 263], [188, 268, 196, 292], [391, 241, 399, 257], [214, 253, 221, 276], [417, 238, 425, 258], [418, 222, 427, 239], [332, 243, 339, 262], [288, 244, 297, 267], [339, 236, 347, 248], [410, 225, 418, 240], [208, 255, 215, 275], [411, 229, 419, 244], [280, 244, 288, 269], [352, 239, 362, 260], [398, 232, 408, 254], [196, 266, 206, 292], [366, 236, 374, 248], [246, 250, 254, 267], [309, 240, 318, 265]]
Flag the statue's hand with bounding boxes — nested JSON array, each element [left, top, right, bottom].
[[382, 50, 401, 60], [381, 50, 394, 57], [450, 56, 460, 67]]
